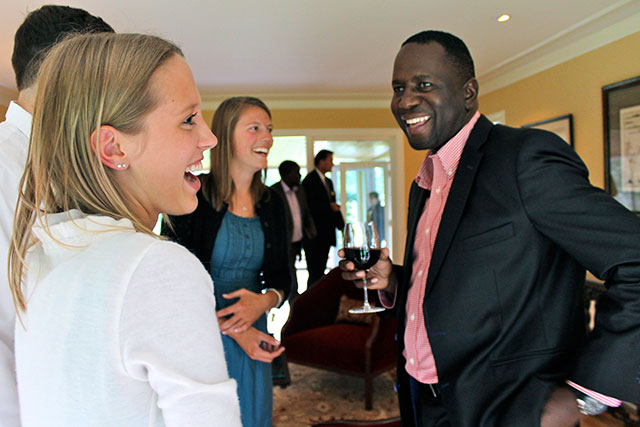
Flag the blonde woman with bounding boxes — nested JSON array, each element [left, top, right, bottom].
[[9, 33, 241, 426], [163, 97, 291, 427]]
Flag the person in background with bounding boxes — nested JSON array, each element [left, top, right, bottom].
[[163, 96, 290, 427], [367, 191, 385, 243], [341, 30, 640, 426], [271, 160, 317, 302], [302, 149, 345, 287], [0, 6, 113, 425], [9, 33, 241, 426]]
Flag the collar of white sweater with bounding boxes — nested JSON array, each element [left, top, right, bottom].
[[31, 210, 136, 249]]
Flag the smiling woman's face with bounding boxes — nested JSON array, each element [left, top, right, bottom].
[[232, 105, 273, 173], [114, 55, 217, 227]]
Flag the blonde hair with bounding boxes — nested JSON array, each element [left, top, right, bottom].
[[204, 97, 271, 210], [9, 32, 183, 312]]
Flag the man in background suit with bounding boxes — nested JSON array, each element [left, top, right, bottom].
[[271, 160, 317, 301], [302, 150, 345, 287], [341, 30, 640, 426], [0, 7, 113, 425], [367, 191, 385, 243]]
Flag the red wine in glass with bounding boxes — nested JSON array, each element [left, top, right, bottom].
[[343, 221, 385, 314], [343, 248, 381, 270]]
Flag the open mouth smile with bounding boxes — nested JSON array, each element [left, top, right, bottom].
[[184, 159, 203, 185], [402, 115, 431, 134]]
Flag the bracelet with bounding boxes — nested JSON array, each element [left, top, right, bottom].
[[263, 288, 283, 309]]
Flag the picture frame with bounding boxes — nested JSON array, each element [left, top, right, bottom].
[[522, 114, 573, 147], [603, 76, 640, 213]]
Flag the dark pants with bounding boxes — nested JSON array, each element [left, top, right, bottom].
[[304, 238, 330, 287], [409, 376, 451, 427]]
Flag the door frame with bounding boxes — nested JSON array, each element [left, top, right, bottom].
[[273, 128, 406, 262]]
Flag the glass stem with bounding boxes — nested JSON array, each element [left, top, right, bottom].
[[362, 271, 371, 308]]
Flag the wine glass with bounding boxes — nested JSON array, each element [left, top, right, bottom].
[[343, 221, 385, 314]]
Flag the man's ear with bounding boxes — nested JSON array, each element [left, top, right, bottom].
[[463, 77, 479, 110], [90, 126, 127, 170]]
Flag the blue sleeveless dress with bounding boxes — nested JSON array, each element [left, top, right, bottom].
[[210, 211, 272, 427]]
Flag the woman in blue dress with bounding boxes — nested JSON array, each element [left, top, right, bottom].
[[163, 97, 291, 426]]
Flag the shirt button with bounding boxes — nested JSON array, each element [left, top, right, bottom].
[[409, 358, 415, 365], [435, 187, 441, 194], [447, 170, 453, 176], [410, 314, 415, 321], [425, 228, 430, 235], [418, 270, 423, 277]]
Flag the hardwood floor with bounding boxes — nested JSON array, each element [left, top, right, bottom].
[[581, 410, 636, 427]]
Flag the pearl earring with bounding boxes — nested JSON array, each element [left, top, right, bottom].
[[116, 164, 127, 169]]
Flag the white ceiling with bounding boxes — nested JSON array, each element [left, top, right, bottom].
[[1, 0, 639, 109]]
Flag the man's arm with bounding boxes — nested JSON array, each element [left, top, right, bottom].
[[517, 130, 640, 403]]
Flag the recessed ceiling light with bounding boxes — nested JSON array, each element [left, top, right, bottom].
[[498, 14, 511, 22]]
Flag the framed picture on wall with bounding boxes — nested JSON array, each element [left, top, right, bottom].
[[603, 76, 640, 213], [523, 114, 573, 146]]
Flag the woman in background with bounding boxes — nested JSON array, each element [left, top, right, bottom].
[[9, 33, 241, 426], [163, 96, 290, 427]]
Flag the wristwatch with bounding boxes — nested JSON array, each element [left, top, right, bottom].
[[574, 390, 608, 416]]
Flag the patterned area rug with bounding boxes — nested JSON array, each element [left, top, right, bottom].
[[273, 363, 399, 426]]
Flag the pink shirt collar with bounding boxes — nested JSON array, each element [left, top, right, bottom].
[[415, 111, 481, 190]]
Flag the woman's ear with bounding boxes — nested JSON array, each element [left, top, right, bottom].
[[90, 126, 128, 170]]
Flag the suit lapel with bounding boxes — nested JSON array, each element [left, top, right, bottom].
[[403, 181, 429, 269], [311, 171, 330, 202], [425, 116, 493, 299]]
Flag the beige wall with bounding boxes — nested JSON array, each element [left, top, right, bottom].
[[0, 85, 17, 118], [479, 31, 640, 189]]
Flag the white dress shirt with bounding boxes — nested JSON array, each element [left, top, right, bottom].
[[0, 101, 30, 427], [282, 181, 303, 242], [15, 211, 241, 426]]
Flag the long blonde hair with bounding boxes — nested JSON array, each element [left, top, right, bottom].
[[9, 33, 183, 312], [204, 97, 271, 210]]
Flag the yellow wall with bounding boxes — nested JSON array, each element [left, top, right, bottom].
[[479, 32, 640, 189], [205, 108, 397, 130], [0, 104, 7, 120]]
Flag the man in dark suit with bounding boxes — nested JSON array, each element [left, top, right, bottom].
[[271, 160, 317, 301], [367, 191, 385, 243], [341, 30, 640, 426], [302, 150, 345, 287]]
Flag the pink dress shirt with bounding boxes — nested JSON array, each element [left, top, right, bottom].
[[403, 112, 480, 383]]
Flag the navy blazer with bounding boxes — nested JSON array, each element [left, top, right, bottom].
[[393, 115, 640, 426], [302, 170, 344, 247]]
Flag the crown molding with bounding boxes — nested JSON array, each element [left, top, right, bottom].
[[0, 85, 17, 107], [478, 0, 640, 95], [201, 92, 391, 110]]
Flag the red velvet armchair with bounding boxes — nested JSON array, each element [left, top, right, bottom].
[[282, 268, 397, 410]]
